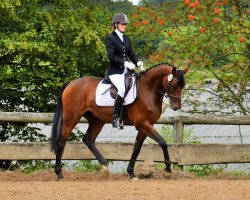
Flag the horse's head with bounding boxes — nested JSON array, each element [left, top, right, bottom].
[[162, 67, 189, 111]]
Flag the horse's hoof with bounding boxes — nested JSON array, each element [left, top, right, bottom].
[[57, 174, 64, 180], [100, 165, 109, 178], [101, 165, 109, 172], [163, 171, 171, 180], [130, 177, 139, 182], [165, 167, 172, 173]]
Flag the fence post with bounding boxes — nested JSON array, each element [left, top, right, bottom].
[[173, 119, 184, 171]]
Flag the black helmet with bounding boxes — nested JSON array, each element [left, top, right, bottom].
[[112, 13, 129, 24]]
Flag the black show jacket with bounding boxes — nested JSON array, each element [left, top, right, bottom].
[[105, 31, 139, 76]]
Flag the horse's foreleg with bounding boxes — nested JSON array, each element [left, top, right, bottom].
[[154, 134, 171, 173], [138, 122, 172, 174], [127, 132, 146, 179]]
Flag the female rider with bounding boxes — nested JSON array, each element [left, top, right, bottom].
[[105, 13, 144, 129]]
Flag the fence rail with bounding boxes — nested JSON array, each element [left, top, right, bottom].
[[0, 112, 250, 165], [1, 112, 250, 124]]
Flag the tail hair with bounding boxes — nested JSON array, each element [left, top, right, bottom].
[[50, 81, 70, 154]]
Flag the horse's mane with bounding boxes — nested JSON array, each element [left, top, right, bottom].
[[140, 62, 185, 87], [140, 62, 175, 74]]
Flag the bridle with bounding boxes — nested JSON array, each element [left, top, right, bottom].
[[138, 72, 182, 102], [166, 73, 182, 102]]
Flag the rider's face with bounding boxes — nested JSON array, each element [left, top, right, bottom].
[[117, 23, 128, 33]]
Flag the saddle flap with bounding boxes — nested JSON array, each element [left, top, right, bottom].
[[110, 72, 133, 99], [95, 74, 138, 107]]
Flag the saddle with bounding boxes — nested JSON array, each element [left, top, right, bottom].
[[102, 72, 134, 99]]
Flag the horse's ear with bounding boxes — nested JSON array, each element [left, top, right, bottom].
[[172, 67, 177, 74], [183, 67, 190, 75]]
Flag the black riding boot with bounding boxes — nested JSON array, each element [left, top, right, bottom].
[[112, 95, 124, 129]]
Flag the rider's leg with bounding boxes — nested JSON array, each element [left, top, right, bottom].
[[112, 94, 124, 128], [109, 74, 125, 129]]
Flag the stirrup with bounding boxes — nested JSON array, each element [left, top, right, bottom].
[[119, 118, 124, 129], [112, 118, 123, 129]]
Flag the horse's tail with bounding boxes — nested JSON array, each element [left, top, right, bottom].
[[50, 81, 71, 154]]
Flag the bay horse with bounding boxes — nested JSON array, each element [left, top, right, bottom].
[[51, 63, 188, 180]]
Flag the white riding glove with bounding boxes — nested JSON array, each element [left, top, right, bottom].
[[124, 61, 135, 70], [137, 61, 144, 71]]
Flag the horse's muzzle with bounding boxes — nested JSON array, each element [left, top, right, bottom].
[[173, 107, 179, 111], [169, 97, 181, 111], [171, 102, 181, 111]]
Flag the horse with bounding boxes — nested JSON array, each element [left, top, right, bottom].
[[50, 63, 188, 180]]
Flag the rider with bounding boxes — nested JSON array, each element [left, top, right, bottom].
[[105, 13, 144, 129]]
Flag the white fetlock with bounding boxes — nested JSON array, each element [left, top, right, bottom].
[[130, 177, 139, 182], [101, 165, 109, 172], [100, 165, 109, 178]]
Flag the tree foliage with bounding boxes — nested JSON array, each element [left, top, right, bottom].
[[84, 0, 133, 13], [0, 0, 112, 113], [129, 0, 250, 114], [0, 0, 112, 143]]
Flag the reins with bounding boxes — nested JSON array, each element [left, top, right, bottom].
[[137, 72, 181, 101]]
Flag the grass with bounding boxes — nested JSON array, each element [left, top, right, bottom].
[[72, 160, 101, 173], [185, 164, 227, 177], [0, 160, 54, 174]]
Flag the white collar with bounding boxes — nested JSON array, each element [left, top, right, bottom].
[[115, 29, 124, 41]]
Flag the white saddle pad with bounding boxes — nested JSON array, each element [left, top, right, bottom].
[[96, 77, 137, 106]]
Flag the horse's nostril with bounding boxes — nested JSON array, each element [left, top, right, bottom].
[[173, 107, 179, 111]]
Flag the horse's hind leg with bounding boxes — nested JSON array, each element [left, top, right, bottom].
[[55, 137, 66, 180], [55, 117, 81, 180], [82, 117, 107, 168]]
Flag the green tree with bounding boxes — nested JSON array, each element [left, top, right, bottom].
[[129, 0, 250, 115], [84, 0, 133, 13], [0, 0, 112, 144], [0, 0, 116, 169], [0, 0, 111, 113]]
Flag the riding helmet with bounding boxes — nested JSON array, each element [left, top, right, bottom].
[[112, 13, 129, 24]]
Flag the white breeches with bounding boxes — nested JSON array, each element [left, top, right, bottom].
[[109, 73, 126, 98]]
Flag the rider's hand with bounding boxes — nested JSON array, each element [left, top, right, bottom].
[[137, 61, 144, 71], [124, 61, 135, 70]]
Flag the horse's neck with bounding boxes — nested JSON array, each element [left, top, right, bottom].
[[139, 65, 171, 102], [136, 66, 169, 118], [142, 65, 170, 89]]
